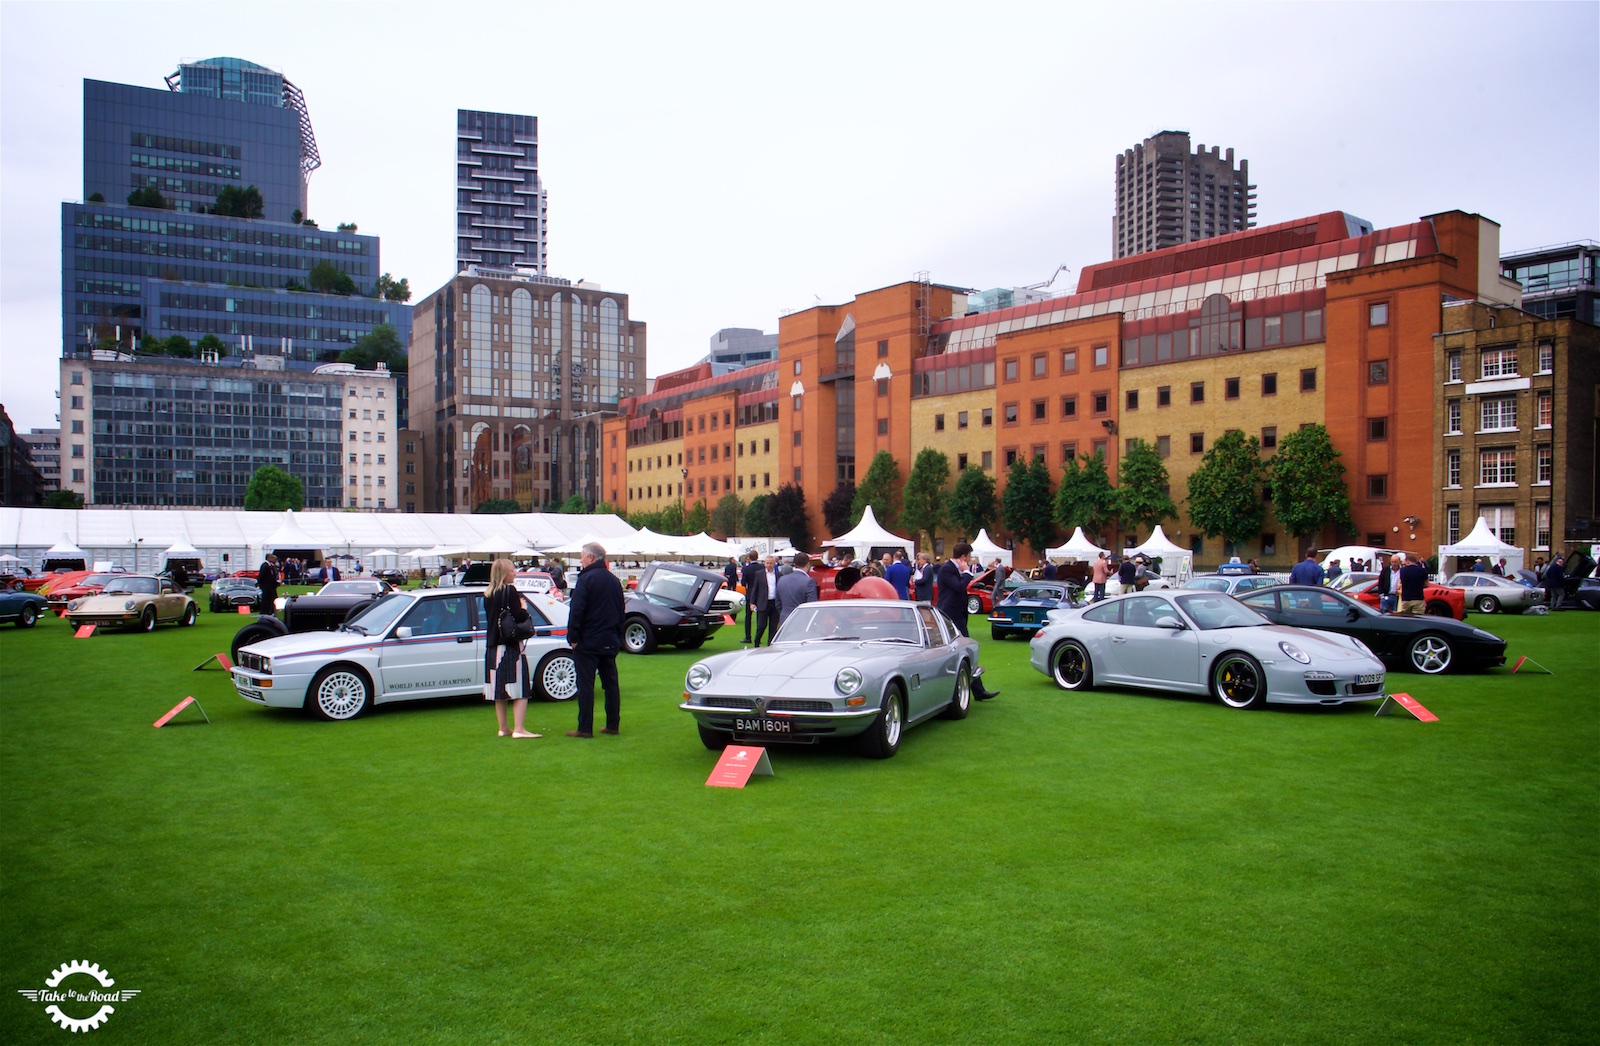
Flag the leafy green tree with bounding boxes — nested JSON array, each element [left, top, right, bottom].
[[374, 273, 412, 302], [308, 262, 356, 295], [87, 192, 104, 203], [684, 499, 711, 535], [1270, 423, 1353, 541], [656, 501, 686, 535], [821, 483, 855, 538], [126, 186, 168, 209], [475, 498, 521, 513], [1186, 430, 1268, 549], [1114, 439, 1177, 540], [336, 222, 358, 232], [211, 185, 264, 219], [44, 490, 84, 509], [711, 494, 745, 538], [197, 334, 226, 357], [243, 465, 305, 511], [900, 447, 950, 545], [767, 483, 810, 550], [948, 466, 997, 539], [850, 451, 902, 529], [1054, 453, 1116, 540], [290, 209, 303, 224], [1002, 456, 1057, 558], [163, 335, 195, 359], [742, 493, 772, 536], [592, 501, 619, 517], [558, 493, 590, 514], [340, 323, 407, 372]]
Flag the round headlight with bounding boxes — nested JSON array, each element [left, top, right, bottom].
[[124, 599, 137, 611], [1278, 640, 1311, 665], [686, 663, 711, 691], [835, 666, 863, 696], [68, 599, 81, 611]]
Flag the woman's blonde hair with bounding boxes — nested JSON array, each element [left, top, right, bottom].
[[487, 558, 516, 594]]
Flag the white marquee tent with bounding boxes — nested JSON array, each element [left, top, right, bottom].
[[1128, 525, 1194, 581], [0, 507, 640, 576], [969, 528, 1012, 568], [820, 506, 915, 561], [1438, 517, 1525, 575], [1046, 527, 1109, 562]]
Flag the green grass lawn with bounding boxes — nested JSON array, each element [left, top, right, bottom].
[[2, 598, 1595, 1043]]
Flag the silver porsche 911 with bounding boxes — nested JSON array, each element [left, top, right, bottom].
[[1028, 590, 1387, 709], [680, 600, 985, 758]]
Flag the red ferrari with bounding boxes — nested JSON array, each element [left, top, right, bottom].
[[1344, 577, 1466, 620]]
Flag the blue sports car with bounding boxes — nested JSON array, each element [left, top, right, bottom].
[[988, 582, 1078, 640]]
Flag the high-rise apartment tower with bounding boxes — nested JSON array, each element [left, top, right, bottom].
[[456, 110, 548, 274], [1113, 130, 1257, 258]]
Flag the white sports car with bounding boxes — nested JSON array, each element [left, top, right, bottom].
[[1028, 590, 1387, 709], [231, 587, 574, 720]]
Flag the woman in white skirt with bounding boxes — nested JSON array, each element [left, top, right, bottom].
[[484, 558, 539, 738]]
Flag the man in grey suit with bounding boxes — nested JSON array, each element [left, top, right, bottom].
[[774, 552, 820, 629]]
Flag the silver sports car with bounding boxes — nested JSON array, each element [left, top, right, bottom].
[[1028, 590, 1387, 709], [680, 599, 985, 758]]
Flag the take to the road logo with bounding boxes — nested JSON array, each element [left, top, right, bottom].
[[16, 961, 139, 1033]]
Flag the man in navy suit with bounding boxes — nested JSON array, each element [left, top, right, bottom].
[[934, 541, 998, 700]]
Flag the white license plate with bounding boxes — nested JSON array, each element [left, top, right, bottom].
[[734, 717, 791, 734], [1357, 673, 1383, 685]]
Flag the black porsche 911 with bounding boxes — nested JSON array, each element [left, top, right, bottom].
[[622, 562, 728, 654], [1235, 584, 1506, 675]]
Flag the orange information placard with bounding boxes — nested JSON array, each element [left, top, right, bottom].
[[1375, 692, 1438, 721], [706, 745, 774, 788], [237, 604, 251, 614], [722, 614, 736, 626], [1510, 655, 1552, 674], [194, 652, 234, 672], [153, 695, 210, 727], [74, 624, 96, 639]]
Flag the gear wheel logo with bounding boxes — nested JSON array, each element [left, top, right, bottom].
[[16, 960, 139, 1033]]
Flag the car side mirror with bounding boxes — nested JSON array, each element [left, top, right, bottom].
[[1347, 608, 1360, 622], [1156, 616, 1186, 630], [394, 626, 412, 639]]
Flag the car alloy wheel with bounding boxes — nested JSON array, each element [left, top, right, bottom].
[[967, 595, 983, 616], [1408, 634, 1453, 674], [1425, 601, 1453, 618], [858, 687, 904, 759], [1051, 640, 1093, 691], [309, 665, 371, 720], [1211, 652, 1266, 709], [139, 607, 156, 632], [1476, 595, 1500, 614], [622, 617, 657, 655], [943, 664, 972, 720], [536, 650, 578, 701], [17, 604, 38, 627], [180, 604, 197, 627]]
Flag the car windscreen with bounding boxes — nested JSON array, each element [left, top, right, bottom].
[[102, 578, 157, 595], [319, 581, 383, 596], [774, 604, 922, 644], [1172, 592, 1270, 630], [343, 592, 412, 634], [640, 568, 704, 607]]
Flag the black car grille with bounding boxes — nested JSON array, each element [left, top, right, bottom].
[[768, 700, 833, 712], [1348, 681, 1384, 696], [702, 697, 755, 710]]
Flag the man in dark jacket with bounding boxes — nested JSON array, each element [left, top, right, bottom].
[[774, 552, 819, 629], [747, 555, 774, 646], [566, 542, 625, 738], [1397, 555, 1429, 616], [739, 551, 762, 643], [934, 542, 999, 699], [1117, 555, 1138, 592], [1543, 555, 1565, 609], [257, 554, 280, 609]]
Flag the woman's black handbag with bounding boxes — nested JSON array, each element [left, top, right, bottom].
[[498, 608, 536, 644]]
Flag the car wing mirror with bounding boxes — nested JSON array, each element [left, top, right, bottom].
[[1156, 616, 1186, 630], [394, 626, 412, 639], [1347, 608, 1360, 622]]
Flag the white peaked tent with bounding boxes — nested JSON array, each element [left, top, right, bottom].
[[1128, 525, 1193, 580], [821, 506, 915, 560], [1046, 527, 1109, 562], [161, 540, 204, 569], [969, 528, 1012, 568], [1439, 517, 1525, 575], [259, 512, 322, 558]]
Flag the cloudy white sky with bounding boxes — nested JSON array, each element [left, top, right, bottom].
[[2, 0, 1596, 433]]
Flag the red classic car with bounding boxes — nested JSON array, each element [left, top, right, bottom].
[[45, 572, 122, 612], [1344, 577, 1467, 620]]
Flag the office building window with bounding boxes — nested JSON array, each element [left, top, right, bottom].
[[957, 453, 968, 470], [1446, 352, 1461, 382], [1446, 505, 1460, 544], [1004, 359, 1019, 382], [1368, 302, 1389, 326], [1225, 377, 1240, 400], [1537, 341, 1554, 373], [1032, 353, 1047, 378], [1004, 403, 1019, 424], [1480, 396, 1517, 431], [1093, 345, 1108, 367], [1300, 368, 1317, 391], [1446, 448, 1461, 487], [1479, 448, 1516, 485], [957, 411, 968, 429], [982, 408, 993, 427], [1191, 382, 1204, 404], [1535, 503, 1551, 549], [1262, 373, 1277, 396], [1368, 474, 1388, 498], [1262, 426, 1277, 449], [1033, 400, 1046, 421], [934, 414, 945, 432], [1368, 417, 1388, 441], [1155, 435, 1170, 458], [1062, 396, 1077, 419], [1368, 360, 1388, 385], [1536, 392, 1552, 428], [1481, 348, 1519, 378], [1536, 444, 1552, 483], [981, 450, 993, 470], [1447, 400, 1462, 434], [1126, 390, 1139, 410], [1190, 432, 1204, 454], [1061, 349, 1077, 374], [1484, 505, 1515, 546], [1157, 386, 1171, 407]]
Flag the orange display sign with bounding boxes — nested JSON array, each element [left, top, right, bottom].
[[153, 695, 210, 727], [722, 614, 736, 626], [1377, 692, 1438, 722], [74, 624, 95, 639], [706, 745, 774, 788], [237, 605, 251, 614], [194, 652, 234, 672]]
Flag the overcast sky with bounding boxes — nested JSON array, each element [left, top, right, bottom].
[[3, 0, 1596, 433]]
